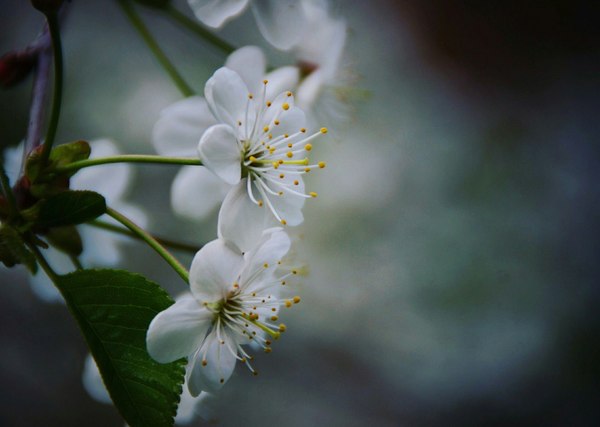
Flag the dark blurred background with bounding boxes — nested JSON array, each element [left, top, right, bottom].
[[1, 0, 599, 426]]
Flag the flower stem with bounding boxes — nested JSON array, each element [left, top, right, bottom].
[[165, 4, 235, 55], [39, 11, 63, 166], [106, 207, 190, 284], [55, 154, 202, 174], [117, 0, 194, 97], [88, 219, 202, 254], [27, 240, 60, 283]]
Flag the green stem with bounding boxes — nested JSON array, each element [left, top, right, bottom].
[[69, 254, 83, 270], [55, 154, 202, 174], [27, 240, 60, 283], [89, 219, 201, 254], [40, 11, 64, 165], [106, 207, 189, 283], [0, 159, 19, 220], [165, 4, 235, 55], [117, 0, 194, 97]]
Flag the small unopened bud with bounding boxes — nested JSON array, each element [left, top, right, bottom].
[[30, 0, 64, 13], [0, 52, 36, 87]]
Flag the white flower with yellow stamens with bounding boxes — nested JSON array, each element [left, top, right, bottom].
[[198, 67, 327, 252], [152, 46, 299, 221], [146, 228, 301, 395]]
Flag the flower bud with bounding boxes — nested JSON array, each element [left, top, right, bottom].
[[30, 0, 64, 13], [0, 51, 36, 87]]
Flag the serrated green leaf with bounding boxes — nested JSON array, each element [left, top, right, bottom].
[[36, 190, 106, 228], [55, 269, 185, 427], [0, 224, 37, 272]]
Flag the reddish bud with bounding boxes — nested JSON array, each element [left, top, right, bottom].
[[0, 51, 36, 87]]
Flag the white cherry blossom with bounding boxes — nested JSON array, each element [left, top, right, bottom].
[[152, 46, 299, 221], [199, 67, 327, 251], [187, 0, 308, 50], [147, 228, 301, 396]]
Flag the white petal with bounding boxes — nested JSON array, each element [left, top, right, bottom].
[[2, 141, 24, 185], [146, 295, 213, 363], [240, 227, 291, 288], [217, 178, 279, 253], [204, 67, 249, 129], [251, 0, 308, 50], [296, 69, 324, 110], [82, 354, 111, 404], [171, 166, 231, 220], [197, 124, 242, 185], [189, 239, 244, 303], [225, 46, 266, 94], [264, 66, 300, 100], [29, 246, 71, 303], [153, 96, 215, 157], [71, 139, 130, 203], [187, 328, 237, 395], [264, 173, 305, 226], [187, 0, 249, 28]]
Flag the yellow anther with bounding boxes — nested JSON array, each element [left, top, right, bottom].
[[278, 191, 284, 196], [320, 127, 328, 134], [252, 370, 259, 376], [258, 200, 264, 207], [264, 347, 272, 353], [269, 133, 273, 139], [202, 360, 207, 366], [266, 101, 272, 107], [263, 126, 269, 132], [274, 120, 280, 125], [300, 128, 306, 133], [280, 219, 287, 225], [287, 142, 293, 148], [305, 143, 312, 151], [271, 308, 276, 312], [293, 296, 301, 304], [285, 300, 292, 308], [286, 152, 293, 158], [284, 134, 289, 138], [237, 120, 242, 126], [279, 173, 285, 179], [292, 269, 298, 275], [248, 93, 254, 99], [249, 155, 257, 162], [271, 315, 278, 321], [282, 103, 290, 111], [263, 263, 269, 268], [310, 192, 318, 198], [293, 180, 299, 185], [286, 91, 292, 97], [269, 148, 276, 154], [272, 162, 279, 169], [305, 167, 311, 173], [278, 159, 284, 164], [278, 324, 287, 332], [281, 280, 287, 285], [265, 340, 272, 345], [263, 79, 268, 84], [318, 161, 326, 168]]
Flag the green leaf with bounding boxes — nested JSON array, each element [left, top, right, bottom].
[[45, 225, 83, 256], [55, 269, 185, 427], [35, 190, 106, 228], [0, 224, 37, 272]]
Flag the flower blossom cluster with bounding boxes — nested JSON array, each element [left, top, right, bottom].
[[144, 1, 348, 401]]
